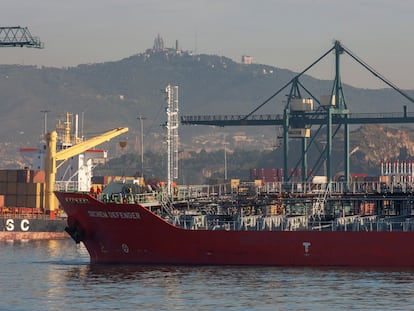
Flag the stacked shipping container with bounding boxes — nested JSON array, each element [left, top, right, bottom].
[[0, 169, 46, 209], [250, 168, 284, 183]]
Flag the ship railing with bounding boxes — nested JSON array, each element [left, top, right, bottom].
[[313, 216, 414, 232], [55, 181, 80, 192], [176, 183, 232, 200], [176, 214, 414, 232], [98, 180, 414, 204], [99, 192, 160, 206], [258, 181, 414, 195], [133, 192, 160, 204], [0, 209, 59, 220]]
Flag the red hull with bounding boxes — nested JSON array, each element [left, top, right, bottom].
[[55, 192, 414, 266]]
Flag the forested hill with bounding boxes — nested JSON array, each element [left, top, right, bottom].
[[1, 45, 413, 172], [0, 46, 412, 144]]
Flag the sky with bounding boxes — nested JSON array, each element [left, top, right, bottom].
[[1, 0, 414, 90]]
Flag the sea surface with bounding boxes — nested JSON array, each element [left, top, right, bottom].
[[1, 239, 414, 311]]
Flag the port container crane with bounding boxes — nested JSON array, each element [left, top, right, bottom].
[[181, 41, 414, 185], [0, 26, 43, 48]]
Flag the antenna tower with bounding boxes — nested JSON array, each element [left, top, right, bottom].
[[165, 84, 179, 196]]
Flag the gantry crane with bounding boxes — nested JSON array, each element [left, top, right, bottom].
[[45, 127, 128, 214], [0, 26, 43, 48], [181, 41, 414, 185]]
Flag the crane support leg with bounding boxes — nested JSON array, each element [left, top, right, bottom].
[[327, 108, 333, 183], [344, 122, 350, 185], [45, 131, 57, 216], [302, 137, 308, 182]]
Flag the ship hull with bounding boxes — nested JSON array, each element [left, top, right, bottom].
[[0, 217, 68, 241], [56, 192, 414, 266]]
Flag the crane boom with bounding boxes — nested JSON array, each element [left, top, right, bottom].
[[0, 26, 43, 48], [55, 127, 128, 161], [45, 127, 128, 214]]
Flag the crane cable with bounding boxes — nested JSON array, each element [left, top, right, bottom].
[[243, 45, 336, 120], [341, 43, 414, 104]]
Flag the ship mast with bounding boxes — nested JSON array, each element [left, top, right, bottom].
[[165, 84, 179, 196]]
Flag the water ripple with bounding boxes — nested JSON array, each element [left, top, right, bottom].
[[1, 240, 414, 311]]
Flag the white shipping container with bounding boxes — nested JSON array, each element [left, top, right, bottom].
[[290, 98, 314, 111], [320, 95, 336, 106], [312, 176, 327, 184], [288, 128, 311, 138]]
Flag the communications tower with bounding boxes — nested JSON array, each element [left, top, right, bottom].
[[165, 84, 179, 196]]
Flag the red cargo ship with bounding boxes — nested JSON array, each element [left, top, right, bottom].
[[55, 183, 414, 267]]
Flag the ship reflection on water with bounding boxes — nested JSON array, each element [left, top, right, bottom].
[[62, 261, 414, 310], [1, 239, 414, 310]]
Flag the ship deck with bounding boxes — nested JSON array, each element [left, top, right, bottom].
[[91, 180, 414, 233]]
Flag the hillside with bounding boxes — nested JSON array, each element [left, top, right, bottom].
[[1, 43, 414, 175], [1, 45, 413, 140]]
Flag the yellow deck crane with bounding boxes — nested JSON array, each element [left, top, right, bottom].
[[45, 127, 128, 216]]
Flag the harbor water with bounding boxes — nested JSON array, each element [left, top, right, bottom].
[[1, 239, 414, 311]]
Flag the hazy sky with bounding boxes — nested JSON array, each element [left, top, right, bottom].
[[1, 0, 413, 89]]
